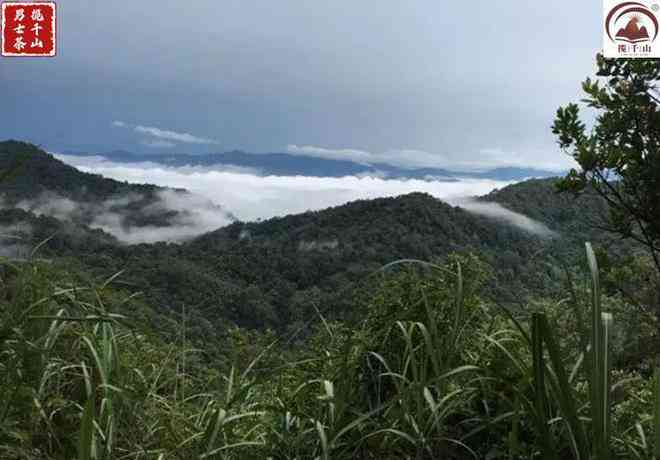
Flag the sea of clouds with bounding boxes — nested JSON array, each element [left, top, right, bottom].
[[47, 154, 556, 243], [55, 155, 514, 220]]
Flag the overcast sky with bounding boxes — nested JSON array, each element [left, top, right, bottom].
[[0, 0, 601, 170]]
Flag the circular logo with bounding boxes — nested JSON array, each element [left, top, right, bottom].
[[605, 2, 659, 43]]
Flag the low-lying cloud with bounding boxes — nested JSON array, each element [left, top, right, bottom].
[[56, 154, 516, 223], [11, 189, 234, 245], [449, 197, 557, 238], [90, 190, 234, 244]]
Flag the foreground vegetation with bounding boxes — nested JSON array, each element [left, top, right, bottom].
[[1, 242, 658, 459]]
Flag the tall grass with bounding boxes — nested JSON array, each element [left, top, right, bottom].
[[0, 245, 658, 459], [478, 243, 660, 459]]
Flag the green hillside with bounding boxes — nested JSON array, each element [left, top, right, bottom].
[[0, 142, 658, 459]]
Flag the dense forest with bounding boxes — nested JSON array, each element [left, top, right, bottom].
[[1, 133, 659, 458]]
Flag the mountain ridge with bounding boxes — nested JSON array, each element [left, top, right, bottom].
[[60, 148, 563, 181]]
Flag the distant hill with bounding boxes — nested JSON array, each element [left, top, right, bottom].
[[61, 149, 563, 181]]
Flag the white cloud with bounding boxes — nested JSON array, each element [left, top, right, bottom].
[[286, 144, 577, 172], [111, 120, 219, 146], [448, 197, 558, 238], [56, 154, 516, 223], [16, 193, 80, 221], [134, 125, 219, 145]]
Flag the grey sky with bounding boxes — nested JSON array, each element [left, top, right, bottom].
[[0, 0, 601, 169]]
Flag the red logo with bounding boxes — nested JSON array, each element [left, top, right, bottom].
[[605, 2, 659, 44], [1, 2, 56, 57]]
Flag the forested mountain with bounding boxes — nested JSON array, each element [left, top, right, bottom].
[[0, 141, 165, 203], [0, 141, 619, 338]]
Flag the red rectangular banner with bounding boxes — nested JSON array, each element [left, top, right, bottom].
[[2, 2, 56, 57]]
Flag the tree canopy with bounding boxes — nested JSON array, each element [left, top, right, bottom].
[[553, 55, 660, 271]]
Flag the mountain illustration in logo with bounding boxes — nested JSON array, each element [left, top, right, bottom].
[[615, 16, 651, 43]]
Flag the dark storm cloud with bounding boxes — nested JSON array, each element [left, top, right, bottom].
[[0, 0, 599, 169]]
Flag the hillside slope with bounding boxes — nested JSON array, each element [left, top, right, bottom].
[[81, 191, 591, 333]]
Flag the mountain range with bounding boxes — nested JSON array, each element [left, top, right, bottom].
[[61, 149, 563, 181], [0, 140, 628, 352], [616, 17, 650, 43]]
